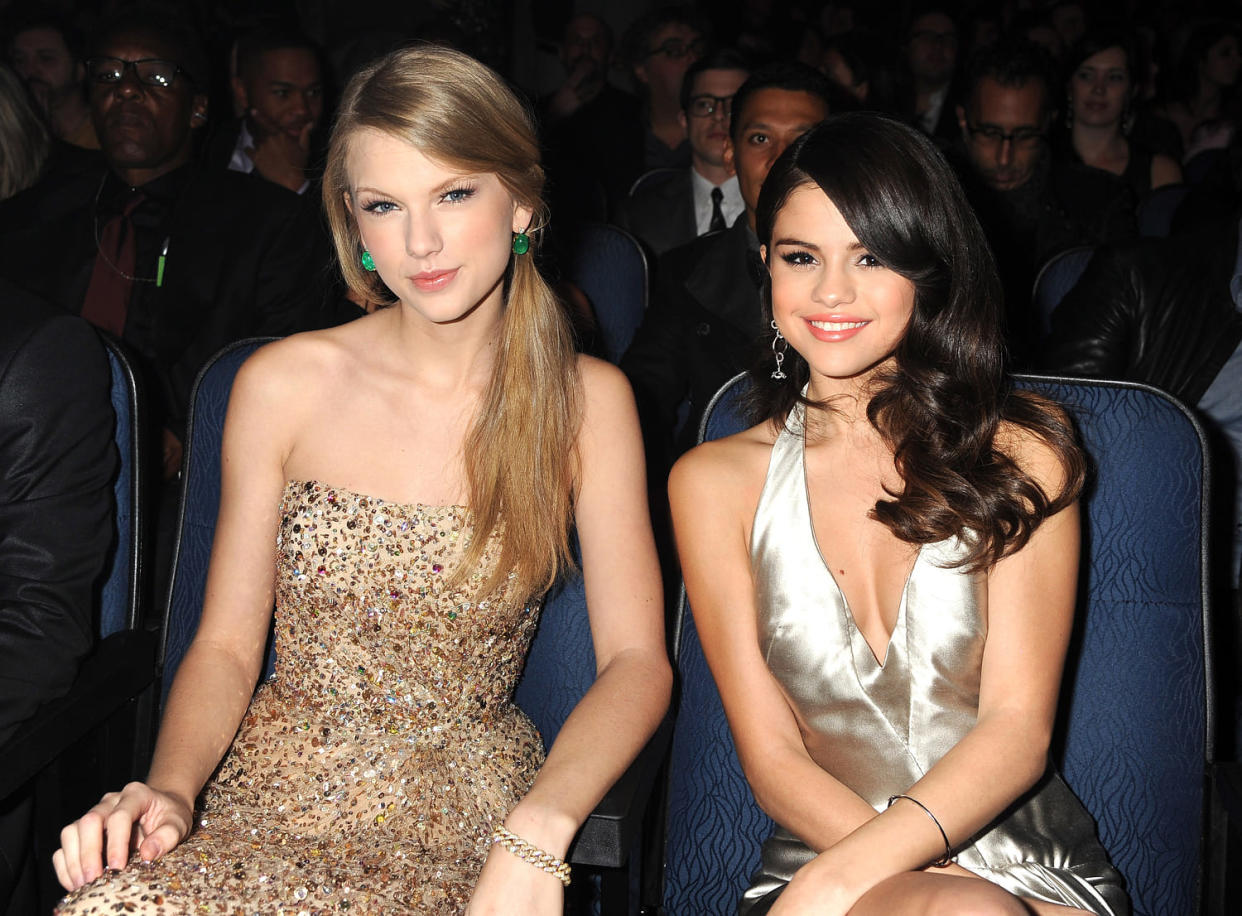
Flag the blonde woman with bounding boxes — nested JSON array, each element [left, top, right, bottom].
[[54, 46, 670, 915]]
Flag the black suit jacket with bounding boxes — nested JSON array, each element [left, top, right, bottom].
[[0, 282, 114, 746], [621, 216, 766, 464], [0, 161, 328, 438], [613, 169, 697, 258]]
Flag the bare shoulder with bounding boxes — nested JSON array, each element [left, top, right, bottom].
[[233, 314, 383, 403], [669, 421, 778, 507], [576, 353, 632, 408], [994, 417, 1073, 500]]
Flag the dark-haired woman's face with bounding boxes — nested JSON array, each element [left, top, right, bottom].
[[1070, 46, 1130, 129], [763, 185, 914, 393]]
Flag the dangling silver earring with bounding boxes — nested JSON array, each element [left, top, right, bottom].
[[770, 319, 788, 380]]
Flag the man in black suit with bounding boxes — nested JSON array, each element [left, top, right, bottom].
[[614, 50, 749, 257], [0, 282, 114, 911], [0, 11, 324, 479], [622, 62, 832, 465]]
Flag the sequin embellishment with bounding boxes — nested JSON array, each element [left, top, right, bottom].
[[57, 481, 545, 915]]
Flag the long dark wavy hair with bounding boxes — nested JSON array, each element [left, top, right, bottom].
[[750, 113, 1085, 571]]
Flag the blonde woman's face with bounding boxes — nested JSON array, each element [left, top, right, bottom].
[[346, 129, 532, 325]]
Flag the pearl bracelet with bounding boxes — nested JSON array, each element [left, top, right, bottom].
[[490, 824, 572, 887]]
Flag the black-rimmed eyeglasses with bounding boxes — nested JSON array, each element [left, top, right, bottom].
[[687, 94, 733, 118], [963, 120, 1044, 149], [646, 37, 707, 60], [85, 56, 188, 89]]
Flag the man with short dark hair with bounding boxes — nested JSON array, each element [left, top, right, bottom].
[[624, 6, 708, 173], [203, 30, 325, 194], [615, 50, 749, 256], [6, 15, 97, 149], [952, 38, 1133, 361], [902, 6, 960, 145], [622, 61, 832, 461]]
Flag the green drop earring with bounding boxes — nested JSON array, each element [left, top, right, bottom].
[[361, 250, 376, 271], [511, 232, 530, 255]]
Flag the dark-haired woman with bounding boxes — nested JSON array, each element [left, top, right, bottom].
[[1155, 22, 1242, 157], [669, 113, 1128, 916], [1063, 31, 1181, 195]]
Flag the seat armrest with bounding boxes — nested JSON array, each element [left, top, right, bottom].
[[0, 629, 157, 800], [568, 713, 673, 868]]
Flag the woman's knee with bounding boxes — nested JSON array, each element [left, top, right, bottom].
[[918, 878, 1031, 916]]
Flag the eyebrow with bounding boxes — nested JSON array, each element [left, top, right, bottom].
[[773, 238, 866, 251], [269, 80, 323, 89], [352, 174, 481, 198]]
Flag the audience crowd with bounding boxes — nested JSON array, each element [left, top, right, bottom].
[[1, 0, 1241, 910]]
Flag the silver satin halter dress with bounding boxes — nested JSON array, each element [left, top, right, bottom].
[[738, 407, 1129, 916]]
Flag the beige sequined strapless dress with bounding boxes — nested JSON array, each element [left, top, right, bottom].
[[738, 411, 1129, 916], [58, 480, 544, 915]]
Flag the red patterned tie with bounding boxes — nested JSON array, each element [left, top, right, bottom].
[[82, 190, 145, 336]]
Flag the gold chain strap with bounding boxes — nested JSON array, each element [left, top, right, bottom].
[[490, 824, 572, 887]]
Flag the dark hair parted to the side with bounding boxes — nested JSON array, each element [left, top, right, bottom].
[[729, 61, 835, 140], [679, 47, 751, 113], [751, 113, 1085, 570], [963, 37, 1057, 114]]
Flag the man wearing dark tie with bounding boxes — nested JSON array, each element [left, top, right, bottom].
[[615, 50, 750, 257]]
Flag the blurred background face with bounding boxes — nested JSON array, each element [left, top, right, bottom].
[[960, 78, 1047, 191], [684, 67, 748, 168], [1202, 35, 1242, 90], [562, 14, 610, 77], [907, 11, 958, 86], [636, 22, 704, 103], [1070, 46, 1130, 127], [9, 26, 78, 112], [238, 47, 323, 136]]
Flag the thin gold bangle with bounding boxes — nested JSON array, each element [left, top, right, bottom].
[[490, 824, 572, 887], [887, 794, 955, 867]]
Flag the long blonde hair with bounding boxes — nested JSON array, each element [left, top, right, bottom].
[[323, 45, 580, 601], [0, 66, 48, 200]]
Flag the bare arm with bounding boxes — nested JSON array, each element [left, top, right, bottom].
[[768, 435, 1080, 913], [54, 343, 302, 890], [669, 439, 883, 849], [469, 357, 671, 912]]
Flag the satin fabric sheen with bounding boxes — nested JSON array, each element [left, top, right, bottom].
[[738, 408, 1129, 915]]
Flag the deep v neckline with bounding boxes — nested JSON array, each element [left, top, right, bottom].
[[798, 428, 922, 670]]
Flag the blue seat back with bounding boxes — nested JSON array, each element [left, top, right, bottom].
[[662, 377, 773, 913], [1017, 375, 1209, 916], [1137, 184, 1190, 238], [99, 338, 142, 637], [514, 549, 597, 748], [160, 339, 598, 748], [566, 222, 648, 364], [662, 373, 1210, 916], [160, 339, 278, 704], [1033, 245, 1095, 339]]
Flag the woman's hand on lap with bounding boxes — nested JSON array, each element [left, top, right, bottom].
[[53, 782, 193, 891]]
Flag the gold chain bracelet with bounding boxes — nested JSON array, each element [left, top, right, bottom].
[[490, 824, 572, 887]]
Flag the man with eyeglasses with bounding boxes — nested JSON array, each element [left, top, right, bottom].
[[951, 39, 1135, 364], [0, 12, 325, 586], [902, 6, 960, 147], [623, 7, 709, 174], [615, 51, 749, 257]]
